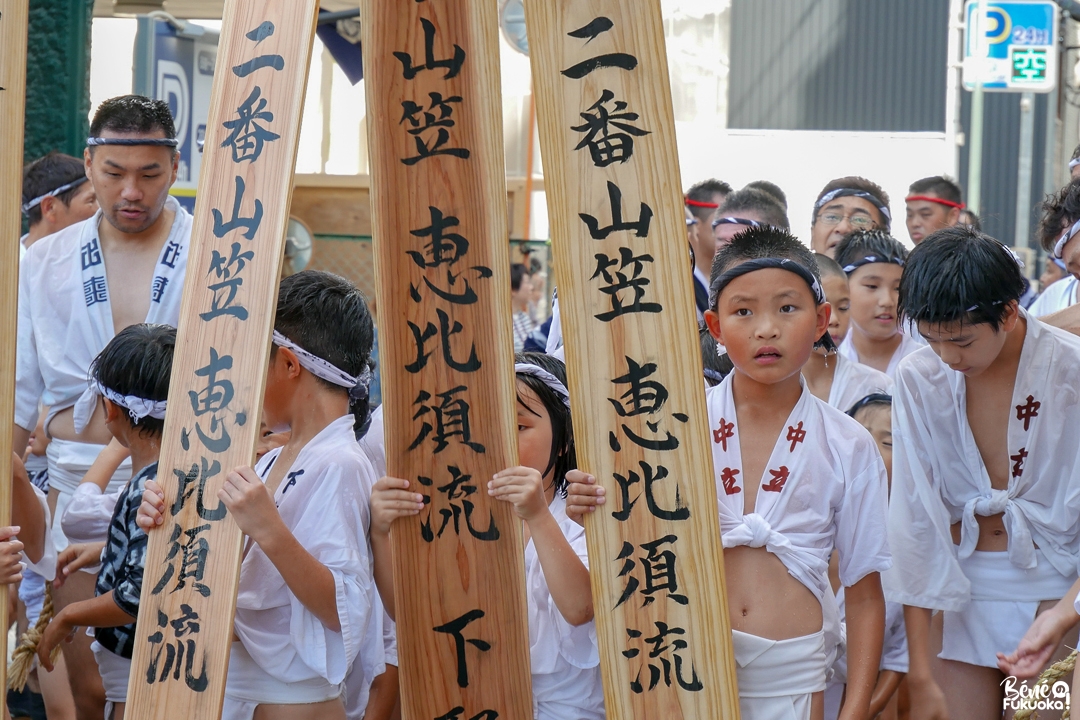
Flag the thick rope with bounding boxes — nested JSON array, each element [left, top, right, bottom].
[[1012, 649, 1076, 720], [7, 582, 60, 692]]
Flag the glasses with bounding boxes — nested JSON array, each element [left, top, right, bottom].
[[816, 212, 876, 230]]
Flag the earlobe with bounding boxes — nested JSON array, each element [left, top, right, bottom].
[[704, 309, 724, 345], [818, 303, 832, 336]]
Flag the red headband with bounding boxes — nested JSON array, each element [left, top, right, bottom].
[[906, 195, 965, 210], [685, 198, 719, 209]]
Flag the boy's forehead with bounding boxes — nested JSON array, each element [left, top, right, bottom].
[[917, 318, 980, 339], [720, 266, 817, 301], [850, 262, 902, 280]]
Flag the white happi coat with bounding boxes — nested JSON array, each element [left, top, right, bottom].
[[884, 313, 1080, 612], [826, 355, 893, 415], [707, 377, 892, 607], [1029, 275, 1079, 318], [15, 197, 191, 431], [527, 495, 604, 720], [838, 330, 923, 380], [232, 416, 384, 693]]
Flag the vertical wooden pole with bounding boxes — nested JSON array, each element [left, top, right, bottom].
[[523, 2, 741, 718], [362, 2, 533, 719], [125, 1, 319, 717], [0, 1, 29, 713]]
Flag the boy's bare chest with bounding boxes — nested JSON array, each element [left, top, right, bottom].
[[966, 383, 1014, 490], [737, 415, 788, 513]]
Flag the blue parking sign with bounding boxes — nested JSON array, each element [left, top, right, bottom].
[[963, 1, 1058, 92]]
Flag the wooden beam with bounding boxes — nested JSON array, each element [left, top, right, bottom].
[[361, 2, 533, 719], [125, 1, 319, 716], [0, 0, 28, 712], [523, 2, 741, 717]]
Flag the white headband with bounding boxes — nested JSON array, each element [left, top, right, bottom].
[[1070, 158, 1080, 170], [72, 381, 167, 434], [273, 331, 372, 400], [515, 363, 571, 409], [21, 177, 88, 215], [1054, 218, 1080, 259]]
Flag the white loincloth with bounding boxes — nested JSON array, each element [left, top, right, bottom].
[[733, 629, 826, 720], [91, 640, 130, 718], [47, 438, 130, 553], [940, 549, 1074, 668], [223, 641, 343, 720]]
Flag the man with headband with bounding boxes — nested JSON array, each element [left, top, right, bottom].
[[685, 178, 732, 317], [15, 94, 191, 719], [810, 177, 892, 258], [566, 225, 890, 719], [905, 176, 964, 245], [21, 152, 98, 256], [1030, 180, 1080, 319], [885, 226, 1080, 720]]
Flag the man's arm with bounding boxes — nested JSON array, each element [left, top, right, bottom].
[[363, 665, 401, 720], [37, 591, 136, 672], [1041, 303, 1080, 337], [903, 606, 949, 720], [867, 670, 904, 718], [839, 572, 885, 720], [11, 426, 30, 462]]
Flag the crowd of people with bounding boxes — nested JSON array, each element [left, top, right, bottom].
[[4, 90, 1080, 720]]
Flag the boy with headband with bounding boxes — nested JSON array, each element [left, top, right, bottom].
[[568, 227, 890, 720], [886, 226, 1080, 720]]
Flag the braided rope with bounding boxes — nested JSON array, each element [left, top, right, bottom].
[[8, 582, 60, 692], [1012, 649, 1076, 720]]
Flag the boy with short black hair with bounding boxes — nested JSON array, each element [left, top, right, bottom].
[[1031, 180, 1080, 317], [810, 177, 892, 258], [21, 152, 97, 254], [710, 188, 789, 252], [36, 323, 175, 720], [139, 271, 383, 719], [802, 254, 892, 412], [834, 230, 919, 378], [686, 178, 733, 315], [905, 176, 963, 245], [886, 226, 1080, 720], [570, 226, 891, 720]]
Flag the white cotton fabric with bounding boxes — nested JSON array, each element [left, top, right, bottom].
[[707, 378, 892, 604], [732, 629, 826, 720], [826, 354, 893, 414], [91, 640, 130, 705], [838, 330, 923, 380], [343, 602, 395, 719], [47, 438, 130, 555], [229, 416, 383, 707], [884, 312, 1080, 613], [62, 482, 125, 546], [527, 495, 604, 720], [15, 197, 190, 432], [939, 549, 1072, 668], [23, 484, 56, 583], [1029, 276, 1079, 318], [223, 641, 343, 720]]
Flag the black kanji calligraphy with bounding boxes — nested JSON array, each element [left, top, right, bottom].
[[405, 309, 480, 374], [410, 266, 492, 306], [609, 357, 667, 417], [171, 458, 228, 522], [417, 466, 499, 543], [579, 182, 653, 240], [571, 90, 650, 167], [152, 523, 211, 597], [201, 242, 255, 322], [407, 207, 469, 268], [435, 709, 499, 720], [562, 19, 638, 79], [189, 348, 234, 416], [222, 86, 281, 163], [232, 22, 285, 78], [394, 17, 465, 80], [145, 605, 209, 692], [615, 535, 688, 609], [433, 609, 491, 688], [400, 91, 469, 165], [212, 176, 264, 240], [591, 248, 662, 321], [612, 461, 689, 522], [623, 622, 703, 694], [409, 386, 485, 454]]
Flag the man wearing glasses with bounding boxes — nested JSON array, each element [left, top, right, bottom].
[[810, 177, 893, 258]]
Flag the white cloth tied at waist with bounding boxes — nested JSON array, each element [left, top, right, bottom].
[[723, 513, 797, 562], [958, 488, 1036, 570]]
